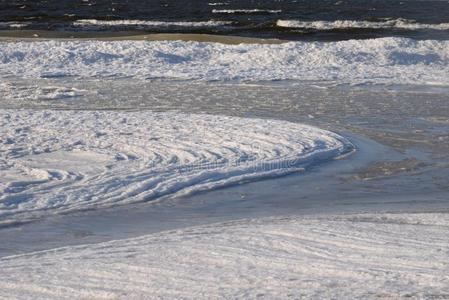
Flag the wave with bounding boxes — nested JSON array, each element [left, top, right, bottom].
[[208, 2, 229, 6], [0, 22, 29, 29], [0, 110, 351, 225], [276, 19, 449, 30], [72, 19, 233, 28], [212, 9, 281, 14], [1, 38, 448, 85]]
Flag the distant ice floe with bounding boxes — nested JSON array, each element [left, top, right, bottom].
[[276, 19, 449, 30], [1, 212, 448, 298], [0, 38, 448, 85], [0, 110, 352, 225], [72, 19, 233, 29]]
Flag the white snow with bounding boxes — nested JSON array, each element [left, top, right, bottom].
[[0, 110, 352, 226], [1, 212, 448, 299], [1, 37, 447, 85], [277, 19, 449, 30]]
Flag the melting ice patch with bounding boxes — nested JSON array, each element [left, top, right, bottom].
[[0, 38, 448, 85], [0, 110, 352, 225]]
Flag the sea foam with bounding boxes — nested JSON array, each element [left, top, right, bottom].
[[212, 9, 281, 14], [72, 19, 233, 28], [277, 19, 449, 30]]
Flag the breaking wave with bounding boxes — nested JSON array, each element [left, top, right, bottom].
[[212, 9, 281, 14], [276, 19, 449, 31], [72, 19, 234, 29]]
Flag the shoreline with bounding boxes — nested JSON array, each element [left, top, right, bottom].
[[0, 30, 286, 44]]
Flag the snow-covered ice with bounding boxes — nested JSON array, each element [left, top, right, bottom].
[[1, 212, 448, 299], [0, 35, 447, 299], [0, 110, 352, 226], [0, 37, 448, 85]]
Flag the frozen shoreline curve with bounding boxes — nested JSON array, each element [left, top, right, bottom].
[[0, 110, 352, 226], [0, 37, 448, 85]]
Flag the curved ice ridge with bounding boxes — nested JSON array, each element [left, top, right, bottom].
[[277, 19, 449, 30], [0, 37, 448, 85], [0, 110, 352, 225]]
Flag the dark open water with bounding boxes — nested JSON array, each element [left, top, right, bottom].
[[0, 0, 449, 40]]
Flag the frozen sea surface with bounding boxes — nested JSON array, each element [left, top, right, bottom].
[[1, 212, 448, 299], [0, 37, 448, 298], [0, 38, 448, 85], [0, 78, 447, 257]]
